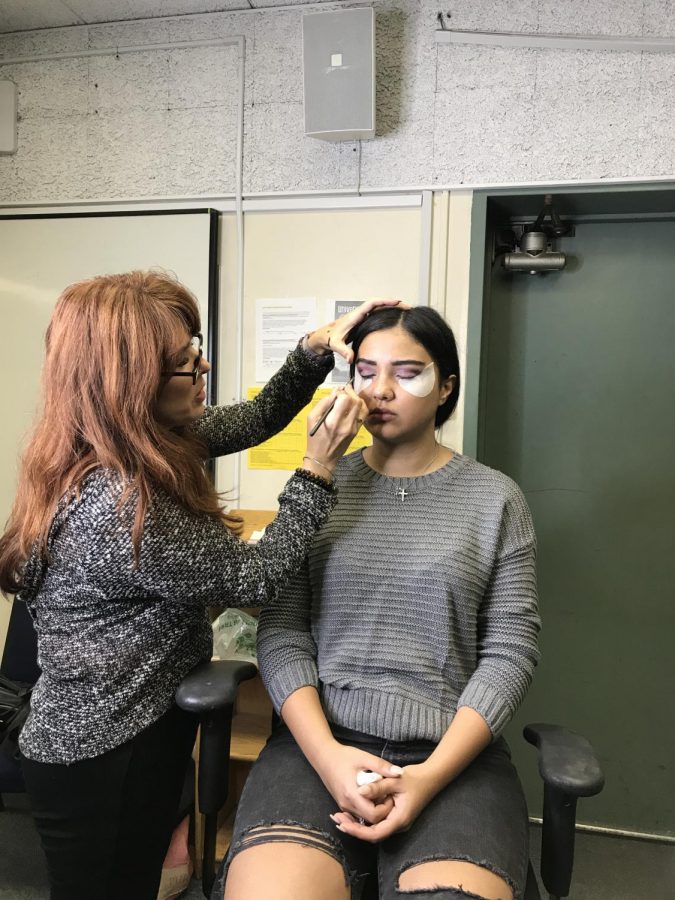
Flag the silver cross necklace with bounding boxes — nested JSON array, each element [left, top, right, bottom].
[[383, 444, 440, 502]]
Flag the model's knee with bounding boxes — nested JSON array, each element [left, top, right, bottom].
[[397, 859, 514, 900], [224, 824, 350, 900]]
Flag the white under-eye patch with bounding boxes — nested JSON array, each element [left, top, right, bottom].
[[398, 362, 436, 397]]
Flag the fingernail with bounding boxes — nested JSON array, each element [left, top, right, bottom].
[[329, 814, 338, 822], [336, 824, 346, 832], [389, 765, 404, 775]]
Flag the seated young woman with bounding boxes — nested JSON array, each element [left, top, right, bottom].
[[220, 306, 540, 900]]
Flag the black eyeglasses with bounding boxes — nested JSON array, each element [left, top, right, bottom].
[[162, 334, 203, 385]]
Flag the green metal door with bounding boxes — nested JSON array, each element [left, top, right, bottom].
[[480, 214, 675, 835]]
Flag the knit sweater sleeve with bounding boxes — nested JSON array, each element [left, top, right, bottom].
[[192, 341, 333, 457], [457, 486, 541, 737], [256, 557, 319, 713], [30, 470, 337, 612], [133, 475, 336, 609]]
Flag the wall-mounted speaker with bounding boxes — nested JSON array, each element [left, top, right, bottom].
[[303, 8, 375, 142], [0, 80, 17, 155]]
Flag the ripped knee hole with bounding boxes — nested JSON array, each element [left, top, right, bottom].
[[397, 859, 514, 900], [237, 823, 337, 854]]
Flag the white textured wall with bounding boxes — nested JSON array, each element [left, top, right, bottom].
[[0, 0, 673, 202]]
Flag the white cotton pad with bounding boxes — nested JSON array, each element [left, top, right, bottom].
[[356, 770, 383, 786], [398, 362, 436, 397]]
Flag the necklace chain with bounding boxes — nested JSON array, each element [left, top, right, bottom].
[[374, 444, 440, 502]]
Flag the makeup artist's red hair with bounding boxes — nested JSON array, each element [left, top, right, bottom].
[[0, 270, 238, 594]]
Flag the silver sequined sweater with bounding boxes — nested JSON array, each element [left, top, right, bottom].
[[18, 343, 335, 764], [258, 450, 540, 741]]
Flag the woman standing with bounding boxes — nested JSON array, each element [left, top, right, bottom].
[[0, 271, 392, 899], [223, 306, 540, 900]]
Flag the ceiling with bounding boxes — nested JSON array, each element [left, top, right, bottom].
[[0, 1, 343, 34]]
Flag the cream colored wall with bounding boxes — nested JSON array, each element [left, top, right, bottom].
[[434, 190, 474, 454], [0, 600, 11, 660]]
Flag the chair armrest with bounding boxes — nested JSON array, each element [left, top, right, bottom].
[[175, 658, 258, 817], [523, 722, 604, 797], [176, 659, 258, 898], [175, 659, 257, 714], [524, 723, 604, 899]]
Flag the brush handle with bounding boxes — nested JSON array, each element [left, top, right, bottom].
[[308, 377, 355, 437], [309, 397, 337, 436]]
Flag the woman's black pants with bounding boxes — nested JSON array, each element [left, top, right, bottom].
[[21, 704, 198, 900]]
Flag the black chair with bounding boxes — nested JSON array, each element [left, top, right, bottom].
[[0, 600, 40, 808], [177, 665, 605, 900]]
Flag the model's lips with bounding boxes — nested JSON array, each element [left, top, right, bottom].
[[195, 390, 206, 403], [368, 408, 395, 420]]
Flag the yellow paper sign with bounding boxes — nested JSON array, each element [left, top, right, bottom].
[[247, 387, 371, 470]]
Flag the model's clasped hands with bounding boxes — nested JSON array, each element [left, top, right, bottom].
[[330, 759, 440, 843], [310, 743, 403, 831]]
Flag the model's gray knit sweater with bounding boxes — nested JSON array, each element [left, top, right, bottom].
[[18, 343, 335, 765], [258, 450, 540, 740]]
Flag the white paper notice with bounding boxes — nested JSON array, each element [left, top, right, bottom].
[[255, 298, 317, 383]]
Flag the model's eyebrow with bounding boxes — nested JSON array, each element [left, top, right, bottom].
[[356, 357, 427, 366]]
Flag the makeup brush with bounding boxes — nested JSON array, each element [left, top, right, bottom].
[[309, 376, 355, 436]]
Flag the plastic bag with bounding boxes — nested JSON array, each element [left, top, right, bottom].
[[211, 609, 258, 665]]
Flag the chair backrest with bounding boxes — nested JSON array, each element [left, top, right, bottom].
[[1, 601, 39, 685], [0, 601, 38, 795]]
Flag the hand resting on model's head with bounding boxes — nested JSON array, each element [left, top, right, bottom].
[[306, 297, 410, 364]]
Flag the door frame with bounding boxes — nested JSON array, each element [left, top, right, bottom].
[[465, 182, 675, 841], [464, 182, 675, 459]]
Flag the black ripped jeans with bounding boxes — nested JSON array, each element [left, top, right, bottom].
[[218, 722, 529, 900]]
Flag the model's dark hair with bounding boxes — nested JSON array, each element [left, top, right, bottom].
[[348, 306, 460, 426]]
